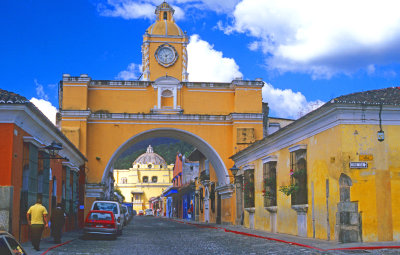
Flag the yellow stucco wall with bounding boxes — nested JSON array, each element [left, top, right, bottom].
[[243, 123, 400, 242], [114, 163, 173, 211]]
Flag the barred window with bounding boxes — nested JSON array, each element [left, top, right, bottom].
[[263, 161, 277, 207], [290, 149, 307, 205], [244, 169, 255, 208]]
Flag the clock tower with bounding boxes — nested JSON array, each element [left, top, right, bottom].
[[142, 1, 189, 82]]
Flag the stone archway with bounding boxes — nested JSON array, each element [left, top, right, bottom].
[[101, 128, 230, 197]]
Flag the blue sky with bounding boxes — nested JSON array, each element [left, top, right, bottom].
[[1, 0, 400, 121]]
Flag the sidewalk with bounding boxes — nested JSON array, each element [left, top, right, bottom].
[[22, 230, 82, 255], [165, 217, 400, 252]]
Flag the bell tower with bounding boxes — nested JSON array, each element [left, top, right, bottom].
[[142, 1, 189, 82]]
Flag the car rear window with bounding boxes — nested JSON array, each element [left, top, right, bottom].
[[5, 236, 25, 255], [89, 212, 113, 221], [93, 202, 118, 214]]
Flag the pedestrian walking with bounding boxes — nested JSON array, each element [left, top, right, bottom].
[[26, 197, 49, 251], [50, 203, 66, 244]]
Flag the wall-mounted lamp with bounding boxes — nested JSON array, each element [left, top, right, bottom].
[[377, 130, 384, 142], [378, 103, 384, 142], [40, 141, 67, 160], [229, 164, 240, 177]]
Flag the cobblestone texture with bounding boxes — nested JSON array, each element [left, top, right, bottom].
[[46, 217, 400, 255]]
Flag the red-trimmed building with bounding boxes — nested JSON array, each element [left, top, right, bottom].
[[0, 89, 87, 242]]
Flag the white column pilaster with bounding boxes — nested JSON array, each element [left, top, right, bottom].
[[173, 88, 177, 109], [157, 88, 161, 109]]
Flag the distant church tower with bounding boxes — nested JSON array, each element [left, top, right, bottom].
[[142, 1, 189, 82]]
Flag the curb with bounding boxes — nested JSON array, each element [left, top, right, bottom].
[[40, 239, 76, 255], [165, 218, 400, 252]]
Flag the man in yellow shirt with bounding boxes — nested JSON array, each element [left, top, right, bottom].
[[26, 198, 49, 251]]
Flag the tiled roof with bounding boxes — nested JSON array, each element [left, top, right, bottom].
[[0, 89, 30, 104], [332, 87, 400, 105]]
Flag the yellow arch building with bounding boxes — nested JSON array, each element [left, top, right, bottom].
[[114, 145, 174, 211], [59, 1, 264, 224]]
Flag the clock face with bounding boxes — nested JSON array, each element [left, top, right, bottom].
[[158, 47, 174, 64], [155, 44, 178, 67]]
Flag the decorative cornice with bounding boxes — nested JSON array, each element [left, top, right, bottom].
[[262, 155, 278, 163], [232, 80, 264, 88], [85, 112, 262, 123], [243, 164, 255, 171], [89, 80, 150, 87], [23, 136, 43, 148], [215, 184, 234, 199], [62, 161, 79, 172], [61, 110, 91, 118], [288, 144, 307, 153], [62, 76, 91, 83]]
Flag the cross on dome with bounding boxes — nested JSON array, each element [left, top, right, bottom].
[[146, 145, 154, 153]]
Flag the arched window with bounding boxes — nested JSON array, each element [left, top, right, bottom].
[[152, 176, 158, 183], [143, 176, 148, 183], [161, 89, 173, 108], [121, 177, 127, 184], [163, 12, 167, 20]]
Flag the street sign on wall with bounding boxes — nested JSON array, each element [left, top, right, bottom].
[[349, 162, 368, 169]]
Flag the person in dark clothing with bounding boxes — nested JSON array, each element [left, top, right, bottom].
[[50, 203, 66, 244]]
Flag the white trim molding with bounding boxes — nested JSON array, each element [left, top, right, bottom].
[[23, 136, 43, 148], [289, 144, 307, 153], [243, 164, 255, 171], [215, 184, 234, 199], [62, 161, 80, 172], [262, 155, 278, 163]]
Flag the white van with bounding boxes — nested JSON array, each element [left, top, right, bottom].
[[91, 201, 125, 234]]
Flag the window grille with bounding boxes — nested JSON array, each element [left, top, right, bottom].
[[263, 162, 277, 207], [290, 149, 308, 205]]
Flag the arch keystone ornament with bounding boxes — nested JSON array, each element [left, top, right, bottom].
[[59, 1, 264, 225]]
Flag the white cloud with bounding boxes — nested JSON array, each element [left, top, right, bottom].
[[116, 63, 141, 80], [98, 0, 185, 20], [225, 0, 400, 78], [34, 79, 49, 101], [30, 98, 57, 124], [187, 34, 242, 82], [262, 83, 324, 119]]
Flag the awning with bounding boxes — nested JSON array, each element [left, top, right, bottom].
[[163, 187, 179, 197]]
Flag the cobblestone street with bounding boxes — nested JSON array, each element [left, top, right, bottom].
[[43, 216, 400, 255]]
